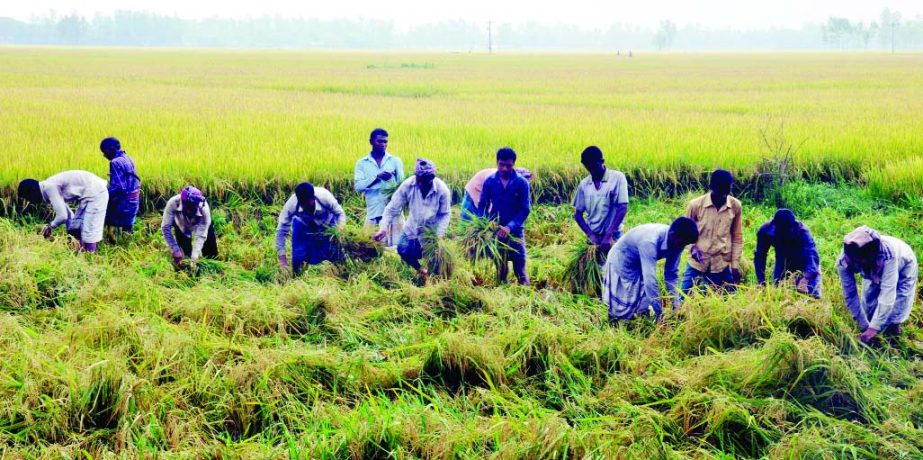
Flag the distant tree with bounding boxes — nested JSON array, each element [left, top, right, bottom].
[[652, 20, 677, 50], [56, 14, 87, 44], [878, 9, 902, 47], [858, 22, 879, 48], [822, 17, 854, 49]]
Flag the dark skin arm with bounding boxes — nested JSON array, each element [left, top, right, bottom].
[[574, 203, 627, 252], [599, 203, 628, 250], [574, 211, 598, 244]]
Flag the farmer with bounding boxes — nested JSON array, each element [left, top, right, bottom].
[[17, 170, 109, 252], [374, 158, 451, 279], [837, 226, 917, 344], [477, 147, 532, 285], [355, 128, 404, 247], [603, 217, 699, 324], [754, 209, 821, 298], [461, 167, 533, 221], [276, 182, 347, 274], [681, 169, 743, 294], [100, 137, 141, 234], [161, 186, 217, 268], [573, 146, 629, 254]]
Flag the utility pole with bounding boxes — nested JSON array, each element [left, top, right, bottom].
[[488, 20, 493, 54]]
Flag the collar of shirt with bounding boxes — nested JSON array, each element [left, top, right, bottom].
[[491, 169, 523, 184], [700, 192, 733, 212], [363, 151, 393, 166], [111, 150, 126, 160]]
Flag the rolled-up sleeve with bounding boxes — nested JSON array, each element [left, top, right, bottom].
[[837, 253, 866, 330], [869, 258, 899, 331]]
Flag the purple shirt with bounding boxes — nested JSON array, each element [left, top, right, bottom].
[[108, 150, 140, 197]]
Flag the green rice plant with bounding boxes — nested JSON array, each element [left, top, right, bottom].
[[327, 224, 382, 264], [421, 228, 455, 279], [560, 238, 605, 297], [459, 216, 524, 283]]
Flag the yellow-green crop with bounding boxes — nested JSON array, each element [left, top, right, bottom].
[[1, 48, 922, 201]]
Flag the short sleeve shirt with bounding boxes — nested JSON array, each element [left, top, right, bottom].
[[572, 169, 629, 235]]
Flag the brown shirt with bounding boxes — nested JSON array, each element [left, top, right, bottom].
[[685, 192, 743, 273]]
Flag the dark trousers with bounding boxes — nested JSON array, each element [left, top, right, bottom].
[[291, 219, 342, 275], [397, 235, 424, 271], [681, 264, 736, 295], [174, 224, 218, 259], [105, 196, 140, 233], [498, 235, 528, 283]]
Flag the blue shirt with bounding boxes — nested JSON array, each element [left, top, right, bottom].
[[477, 170, 531, 237], [354, 152, 405, 221], [605, 223, 683, 316], [108, 150, 140, 197], [754, 221, 820, 285]]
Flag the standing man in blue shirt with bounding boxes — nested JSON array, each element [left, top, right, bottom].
[[477, 147, 532, 285], [754, 209, 821, 298], [354, 128, 404, 247], [101, 137, 141, 235]]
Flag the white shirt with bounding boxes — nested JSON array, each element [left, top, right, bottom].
[[573, 168, 629, 236], [40, 170, 108, 229], [380, 176, 452, 240], [275, 187, 346, 256], [161, 195, 212, 259]]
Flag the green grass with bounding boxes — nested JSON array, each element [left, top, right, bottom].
[[0, 185, 920, 457], [1, 49, 923, 206]]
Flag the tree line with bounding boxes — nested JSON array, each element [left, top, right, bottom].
[[1, 9, 922, 50]]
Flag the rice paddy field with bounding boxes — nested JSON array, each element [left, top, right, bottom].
[[1, 48, 923, 458], [1, 48, 923, 204]]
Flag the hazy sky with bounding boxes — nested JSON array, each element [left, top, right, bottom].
[[3, 0, 921, 29]]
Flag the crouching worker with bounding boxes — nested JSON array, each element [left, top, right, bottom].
[[374, 158, 451, 279], [100, 137, 141, 234], [754, 209, 821, 298], [162, 186, 217, 268], [837, 226, 917, 344], [603, 217, 699, 325], [276, 182, 346, 275], [18, 170, 109, 252]]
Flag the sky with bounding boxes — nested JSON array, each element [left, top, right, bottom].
[[3, 0, 921, 29]]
